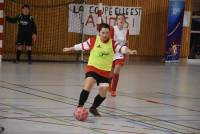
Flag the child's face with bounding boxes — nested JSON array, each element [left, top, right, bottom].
[[117, 15, 126, 27], [22, 7, 30, 15], [99, 28, 110, 42]]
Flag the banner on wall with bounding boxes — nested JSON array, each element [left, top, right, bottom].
[[68, 4, 142, 35], [165, 0, 185, 62]]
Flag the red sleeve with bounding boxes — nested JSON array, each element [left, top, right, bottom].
[[110, 26, 114, 39], [89, 36, 96, 50], [112, 40, 117, 53]]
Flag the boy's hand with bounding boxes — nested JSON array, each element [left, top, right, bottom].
[[129, 50, 137, 55], [126, 48, 137, 55], [32, 34, 37, 43], [63, 47, 72, 52]]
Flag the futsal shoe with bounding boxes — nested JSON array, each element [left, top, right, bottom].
[[89, 107, 101, 117], [111, 91, 116, 97]]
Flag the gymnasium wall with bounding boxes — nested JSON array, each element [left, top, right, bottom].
[[3, 0, 192, 61]]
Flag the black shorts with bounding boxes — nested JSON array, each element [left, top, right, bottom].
[[85, 72, 110, 86], [16, 35, 32, 46], [16, 40, 32, 46]]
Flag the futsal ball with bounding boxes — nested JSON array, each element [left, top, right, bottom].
[[74, 107, 88, 121]]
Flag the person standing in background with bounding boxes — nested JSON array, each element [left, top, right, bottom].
[[109, 14, 136, 97], [6, 4, 37, 64]]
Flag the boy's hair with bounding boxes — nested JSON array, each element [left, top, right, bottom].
[[98, 23, 110, 32], [22, 4, 30, 9], [116, 14, 126, 20]]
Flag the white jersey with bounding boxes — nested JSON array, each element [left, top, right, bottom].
[[113, 25, 128, 60]]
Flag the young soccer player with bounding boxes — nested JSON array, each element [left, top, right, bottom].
[[63, 23, 137, 117], [6, 4, 37, 64], [109, 14, 136, 97]]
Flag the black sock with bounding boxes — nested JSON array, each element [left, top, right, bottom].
[[78, 89, 90, 107], [27, 50, 32, 63], [16, 50, 21, 61], [91, 94, 105, 109]]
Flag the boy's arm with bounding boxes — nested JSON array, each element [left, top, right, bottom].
[[114, 42, 137, 55], [30, 16, 37, 34], [63, 38, 93, 52], [6, 15, 19, 24], [30, 16, 37, 43]]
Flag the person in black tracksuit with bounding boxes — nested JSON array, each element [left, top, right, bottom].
[[6, 4, 37, 64]]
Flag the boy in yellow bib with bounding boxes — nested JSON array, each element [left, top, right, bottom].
[[63, 23, 137, 117]]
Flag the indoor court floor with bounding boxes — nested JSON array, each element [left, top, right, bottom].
[[0, 60, 200, 134]]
